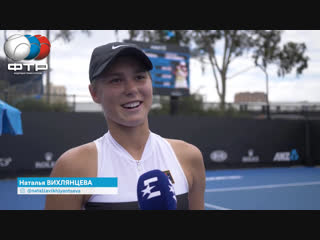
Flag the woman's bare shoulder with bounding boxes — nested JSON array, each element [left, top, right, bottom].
[[165, 138, 202, 162], [50, 142, 97, 178]]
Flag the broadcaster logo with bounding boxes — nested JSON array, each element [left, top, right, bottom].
[[4, 34, 51, 61]]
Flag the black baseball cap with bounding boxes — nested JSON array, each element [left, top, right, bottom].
[[89, 42, 153, 82]]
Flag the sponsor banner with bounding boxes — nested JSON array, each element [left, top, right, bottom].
[[35, 152, 56, 169], [0, 113, 308, 175], [0, 157, 12, 167], [273, 149, 299, 162], [17, 177, 118, 195], [210, 150, 228, 163], [242, 149, 260, 163]]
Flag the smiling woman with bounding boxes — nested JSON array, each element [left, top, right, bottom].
[[89, 55, 153, 128], [44, 41, 206, 210]]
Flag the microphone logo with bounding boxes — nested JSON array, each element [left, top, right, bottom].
[[141, 177, 161, 199], [137, 170, 178, 210], [141, 176, 177, 202], [169, 182, 177, 202]]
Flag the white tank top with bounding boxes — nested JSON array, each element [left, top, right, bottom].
[[85, 131, 189, 210]]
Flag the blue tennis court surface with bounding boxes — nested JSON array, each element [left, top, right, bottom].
[[0, 179, 46, 210], [1, 166, 320, 210], [205, 166, 320, 210]]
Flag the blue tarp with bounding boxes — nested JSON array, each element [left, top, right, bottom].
[[0, 99, 23, 135]]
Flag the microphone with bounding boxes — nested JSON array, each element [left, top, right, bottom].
[[137, 169, 177, 210]]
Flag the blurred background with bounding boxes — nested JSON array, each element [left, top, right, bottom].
[[0, 30, 319, 210]]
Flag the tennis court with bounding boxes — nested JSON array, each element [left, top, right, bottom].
[[1, 166, 320, 210], [205, 166, 320, 210]]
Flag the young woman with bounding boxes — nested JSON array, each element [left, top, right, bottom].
[[45, 42, 206, 210]]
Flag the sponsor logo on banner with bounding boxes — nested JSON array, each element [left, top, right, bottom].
[[0, 157, 12, 167], [242, 149, 260, 163], [210, 150, 228, 162], [273, 149, 299, 162], [35, 152, 56, 169]]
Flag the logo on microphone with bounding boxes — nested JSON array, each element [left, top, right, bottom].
[[141, 177, 161, 199], [137, 170, 177, 210], [141, 176, 176, 201], [169, 182, 177, 202]]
